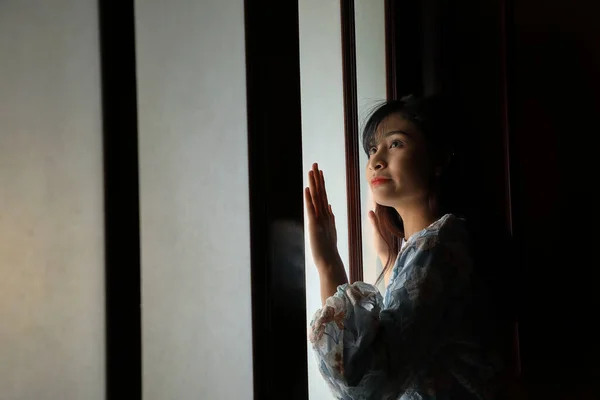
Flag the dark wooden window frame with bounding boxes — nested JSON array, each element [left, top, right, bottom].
[[342, 0, 412, 283], [98, 0, 142, 399], [340, 0, 363, 284], [245, 1, 309, 399], [385, 0, 399, 101]]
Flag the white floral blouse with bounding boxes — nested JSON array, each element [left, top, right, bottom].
[[309, 214, 502, 400]]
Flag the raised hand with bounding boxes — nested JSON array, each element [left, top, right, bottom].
[[367, 195, 391, 264], [304, 163, 340, 269]]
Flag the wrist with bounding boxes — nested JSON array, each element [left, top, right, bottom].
[[317, 256, 347, 284], [315, 252, 343, 273], [317, 257, 348, 305]]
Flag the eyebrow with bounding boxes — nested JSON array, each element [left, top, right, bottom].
[[382, 130, 411, 138], [367, 129, 412, 150], [369, 130, 410, 146]]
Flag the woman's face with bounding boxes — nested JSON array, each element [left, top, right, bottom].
[[365, 112, 434, 209]]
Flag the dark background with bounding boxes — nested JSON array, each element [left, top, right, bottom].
[[442, 0, 599, 387], [510, 0, 599, 393], [390, 0, 600, 396]]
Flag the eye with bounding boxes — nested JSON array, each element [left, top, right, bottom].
[[390, 140, 404, 148], [368, 146, 377, 156]]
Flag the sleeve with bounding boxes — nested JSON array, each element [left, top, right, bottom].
[[308, 230, 473, 399]]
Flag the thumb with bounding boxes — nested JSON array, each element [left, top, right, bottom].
[[368, 210, 378, 228]]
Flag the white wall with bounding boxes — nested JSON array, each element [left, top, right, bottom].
[[0, 1, 105, 399], [134, 1, 254, 399], [299, 1, 348, 399], [355, 1, 387, 288]]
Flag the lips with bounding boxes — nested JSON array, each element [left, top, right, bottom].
[[371, 177, 391, 185]]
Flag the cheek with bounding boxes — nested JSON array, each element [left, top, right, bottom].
[[396, 153, 431, 184]]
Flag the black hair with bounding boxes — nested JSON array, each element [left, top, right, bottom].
[[363, 94, 459, 171]]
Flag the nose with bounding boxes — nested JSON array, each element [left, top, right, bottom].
[[368, 151, 387, 171]]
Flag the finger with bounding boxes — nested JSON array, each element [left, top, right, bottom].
[[317, 167, 329, 213], [304, 187, 316, 219], [312, 163, 323, 198], [320, 170, 330, 209], [368, 210, 378, 227], [312, 163, 326, 215], [368, 191, 377, 211], [308, 171, 319, 217], [368, 210, 374, 224], [307, 170, 318, 216]]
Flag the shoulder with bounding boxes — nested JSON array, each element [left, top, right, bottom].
[[392, 214, 472, 286], [411, 214, 474, 283], [429, 213, 469, 238], [411, 214, 471, 252]]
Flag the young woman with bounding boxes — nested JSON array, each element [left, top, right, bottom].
[[305, 96, 506, 399]]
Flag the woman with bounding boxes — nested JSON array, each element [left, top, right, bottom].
[[305, 96, 506, 399]]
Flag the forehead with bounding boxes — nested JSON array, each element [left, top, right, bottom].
[[372, 113, 420, 142]]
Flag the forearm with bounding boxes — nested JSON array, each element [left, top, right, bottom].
[[317, 255, 348, 306]]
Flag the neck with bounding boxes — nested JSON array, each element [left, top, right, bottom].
[[394, 201, 438, 241]]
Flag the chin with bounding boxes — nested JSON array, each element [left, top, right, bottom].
[[372, 196, 397, 209]]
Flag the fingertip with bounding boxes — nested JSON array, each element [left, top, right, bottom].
[[368, 210, 376, 221]]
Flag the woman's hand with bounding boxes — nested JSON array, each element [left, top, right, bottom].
[[305, 163, 347, 305], [304, 163, 341, 269], [367, 197, 390, 264]]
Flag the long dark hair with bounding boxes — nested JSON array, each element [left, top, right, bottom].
[[362, 95, 468, 285]]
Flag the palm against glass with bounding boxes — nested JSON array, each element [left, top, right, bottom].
[[304, 163, 339, 268]]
